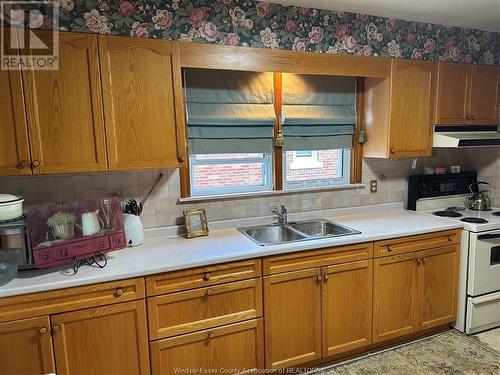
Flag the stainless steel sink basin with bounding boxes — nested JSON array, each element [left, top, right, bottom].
[[240, 225, 306, 246], [238, 219, 360, 246], [291, 220, 360, 238]]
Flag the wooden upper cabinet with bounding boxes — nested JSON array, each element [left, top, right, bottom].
[[22, 31, 107, 174], [98, 35, 186, 170], [435, 63, 499, 125], [469, 65, 499, 125], [264, 268, 322, 369], [0, 68, 31, 176], [51, 300, 150, 375], [434, 63, 470, 124], [363, 59, 436, 158], [0, 316, 55, 375]]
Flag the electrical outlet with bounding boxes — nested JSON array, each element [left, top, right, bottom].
[[370, 180, 378, 193]]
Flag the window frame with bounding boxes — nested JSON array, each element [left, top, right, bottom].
[[283, 149, 351, 190], [189, 153, 273, 197]]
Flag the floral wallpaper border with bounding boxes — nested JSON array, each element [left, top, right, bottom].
[[5, 0, 499, 65]]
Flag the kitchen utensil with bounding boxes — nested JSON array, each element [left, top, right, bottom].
[[139, 173, 164, 215], [0, 248, 19, 286], [123, 213, 144, 246], [124, 199, 141, 216], [0, 194, 24, 222], [79, 210, 104, 236], [465, 182, 492, 211]]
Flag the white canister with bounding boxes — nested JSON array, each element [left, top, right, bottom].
[[0, 194, 24, 222], [123, 214, 144, 247]]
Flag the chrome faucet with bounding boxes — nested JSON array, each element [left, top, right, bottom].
[[271, 203, 288, 225]]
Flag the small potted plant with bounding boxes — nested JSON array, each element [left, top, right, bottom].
[[47, 212, 76, 240]]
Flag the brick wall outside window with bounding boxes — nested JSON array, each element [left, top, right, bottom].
[[285, 150, 341, 182]]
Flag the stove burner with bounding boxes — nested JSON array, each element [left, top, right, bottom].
[[460, 217, 489, 224], [492, 212, 500, 217], [446, 206, 466, 212], [433, 211, 463, 218]]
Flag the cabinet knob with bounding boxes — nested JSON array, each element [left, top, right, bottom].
[[390, 148, 395, 154], [387, 245, 393, 252], [421, 257, 426, 265], [205, 289, 214, 297], [466, 115, 470, 121], [18, 160, 29, 169], [178, 155, 186, 163], [448, 235, 453, 242], [416, 258, 422, 266], [203, 272, 211, 281], [115, 288, 124, 297], [471, 115, 476, 120], [52, 325, 60, 332], [39, 327, 48, 335], [315, 275, 323, 282], [323, 274, 329, 281], [31, 160, 40, 168]]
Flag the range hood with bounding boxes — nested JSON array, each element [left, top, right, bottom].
[[433, 125, 500, 148]]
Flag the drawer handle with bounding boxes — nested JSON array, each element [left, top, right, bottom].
[[205, 289, 215, 297], [448, 235, 453, 242], [387, 245, 393, 252], [203, 272, 211, 281], [39, 327, 48, 335], [61, 250, 68, 257], [52, 325, 60, 333], [43, 254, 49, 260], [115, 288, 124, 297]]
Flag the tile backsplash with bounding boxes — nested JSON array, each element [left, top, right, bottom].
[[0, 149, 498, 229]]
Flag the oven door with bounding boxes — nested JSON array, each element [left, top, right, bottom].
[[468, 230, 500, 296]]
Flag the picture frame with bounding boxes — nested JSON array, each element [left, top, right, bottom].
[[183, 208, 209, 238]]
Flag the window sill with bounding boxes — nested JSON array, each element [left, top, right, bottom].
[[178, 183, 366, 203]]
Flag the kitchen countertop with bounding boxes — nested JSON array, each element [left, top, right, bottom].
[[0, 207, 463, 298]]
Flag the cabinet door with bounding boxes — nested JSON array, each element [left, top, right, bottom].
[[0, 316, 55, 375], [264, 268, 322, 369], [322, 260, 372, 357], [389, 60, 436, 157], [418, 246, 459, 330], [0, 68, 31, 176], [150, 319, 263, 375], [469, 65, 499, 125], [373, 253, 419, 343], [22, 31, 107, 174], [51, 300, 150, 375], [99, 35, 186, 170], [434, 63, 471, 125]]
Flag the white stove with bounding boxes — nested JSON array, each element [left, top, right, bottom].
[[408, 172, 500, 335]]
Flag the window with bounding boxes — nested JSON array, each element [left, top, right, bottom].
[[190, 153, 272, 196], [284, 149, 350, 189]]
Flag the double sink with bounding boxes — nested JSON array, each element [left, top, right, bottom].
[[238, 219, 361, 246]]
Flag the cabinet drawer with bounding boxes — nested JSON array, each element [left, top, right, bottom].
[[263, 243, 373, 275], [148, 278, 262, 340], [0, 278, 145, 323], [375, 230, 460, 258], [150, 319, 264, 375], [146, 259, 261, 296]]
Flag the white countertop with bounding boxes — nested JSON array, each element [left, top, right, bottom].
[[0, 206, 463, 298]]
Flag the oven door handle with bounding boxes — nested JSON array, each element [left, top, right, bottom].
[[477, 233, 500, 240], [470, 292, 500, 306]]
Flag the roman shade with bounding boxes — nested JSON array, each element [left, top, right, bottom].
[[281, 74, 356, 151], [185, 69, 275, 154]]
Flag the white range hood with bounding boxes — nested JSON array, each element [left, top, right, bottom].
[[433, 125, 500, 148]]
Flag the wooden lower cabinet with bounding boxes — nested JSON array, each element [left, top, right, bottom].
[[419, 246, 459, 330], [322, 260, 373, 356], [264, 268, 322, 369], [373, 252, 419, 343], [0, 316, 55, 375], [373, 245, 459, 343], [51, 300, 150, 375], [150, 319, 264, 375]]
